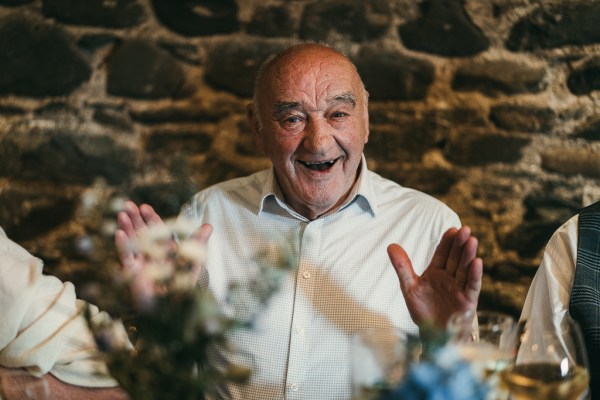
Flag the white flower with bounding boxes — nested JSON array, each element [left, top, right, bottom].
[[178, 239, 207, 265]]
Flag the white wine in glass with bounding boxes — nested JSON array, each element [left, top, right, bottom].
[[447, 309, 517, 400], [500, 316, 590, 400]]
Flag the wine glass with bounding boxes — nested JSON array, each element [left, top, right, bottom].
[[500, 316, 590, 400], [350, 327, 421, 400], [447, 309, 517, 399]]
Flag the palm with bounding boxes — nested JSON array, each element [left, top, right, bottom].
[[387, 226, 483, 328]]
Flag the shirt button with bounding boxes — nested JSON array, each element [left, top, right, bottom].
[[302, 271, 311, 279], [288, 383, 299, 392], [294, 326, 304, 335]]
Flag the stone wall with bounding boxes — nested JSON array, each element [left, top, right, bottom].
[[1, 0, 599, 317]]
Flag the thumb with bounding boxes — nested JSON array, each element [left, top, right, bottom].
[[192, 223, 213, 244], [387, 243, 417, 293]]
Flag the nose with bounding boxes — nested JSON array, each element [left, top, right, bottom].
[[303, 118, 334, 153]]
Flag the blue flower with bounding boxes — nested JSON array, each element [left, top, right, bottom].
[[381, 345, 489, 400]]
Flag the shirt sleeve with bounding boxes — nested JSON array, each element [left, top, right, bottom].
[[519, 215, 579, 331], [0, 227, 120, 387]]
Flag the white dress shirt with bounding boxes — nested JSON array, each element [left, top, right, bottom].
[[520, 215, 579, 333], [179, 156, 461, 399]]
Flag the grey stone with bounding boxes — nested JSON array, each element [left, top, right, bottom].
[[78, 33, 119, 49], [204, 39, 289, 98], [452, 59, 547, 96], [150, 0, 239, 37], [575, 118, 600, 142], [130, 180, 198, 218], [375, 164, 459, 196], [158, 41, 203, 65], [0, 13, 91, 96], [398, 0, 489, 57], [145, 127, 213, 154], [0, 121, 137, 184], [92, 108, 134, 132], [506, 2, 600, 51], [106, 40, 186, 99], [0, 0, 33, 4], [0, 188, 76, 241], [355, 45, 434, 101], [300, 0, 391, 42], [0, 104, 27, 115], [129, 104, 230, 124], [247, 5, 295, 38], [366, 124, 437, 162], [42, 0, 145, 28], [445, 131, 531, 166], [542, 147, 600, 179], [490, 104, 557, 133], [498, 185, 581, 260], [424, 107, 487, 128], [567, 57, 600, 95]]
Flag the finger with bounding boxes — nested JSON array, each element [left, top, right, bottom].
[[139, 204, 163, 227], [456, 236, 478, 288], [192, 223, 213, 244], [117, 211, 136, 238], [429, 228, 458, 269], [464, 257, 483, 305], [123, 201, 147, 231], [446, 226, 471, 276], [115, 229, 138, 272], [387, 243, 418, 294]]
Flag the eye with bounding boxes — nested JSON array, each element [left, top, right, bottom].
[[331, 111, 348, 119], [284, 116, 302, 124]]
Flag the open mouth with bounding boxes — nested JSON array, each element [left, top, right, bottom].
[[299, 158, 339, 171]]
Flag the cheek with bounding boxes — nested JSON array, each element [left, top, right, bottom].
[[263, 136, 299, 162]]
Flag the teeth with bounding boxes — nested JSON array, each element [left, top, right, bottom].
[[305, 161, 333, 166], [301, 160, 335, 171]]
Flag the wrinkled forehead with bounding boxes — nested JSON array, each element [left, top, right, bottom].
[[258, 48, 364, 107]]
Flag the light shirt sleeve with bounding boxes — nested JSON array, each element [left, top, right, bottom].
[[0, 227, 120, 387], [519, 215, 579, 332]]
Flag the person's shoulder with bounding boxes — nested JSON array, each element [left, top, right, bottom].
[[180, 170, 270, 220], [579, 200, 600, 216], [368, 170, 455, 212], [195, 170, 270, 199]]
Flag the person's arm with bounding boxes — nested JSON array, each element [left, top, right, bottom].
[[520, 216, 578, 329], [0, 366, 129, 400], [387, 226, 483, 329]]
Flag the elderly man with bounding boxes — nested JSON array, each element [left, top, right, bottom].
[[117, 43, 483, 399]]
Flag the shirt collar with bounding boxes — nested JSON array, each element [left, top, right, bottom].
[[258, 154, 377, 219]]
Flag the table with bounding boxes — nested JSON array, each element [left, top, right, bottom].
[[0, 367, 129, 399]]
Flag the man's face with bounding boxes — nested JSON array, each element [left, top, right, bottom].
[[249, 47, 369, 219]]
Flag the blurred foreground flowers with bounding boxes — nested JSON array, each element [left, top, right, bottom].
[[75, 181, 296, 400], [382, 343, 490, 400], [355, 326, 490, 400]]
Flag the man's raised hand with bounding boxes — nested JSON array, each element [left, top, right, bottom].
[[387, 226, 483, 329]]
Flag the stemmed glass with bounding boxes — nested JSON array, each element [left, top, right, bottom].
[[500, 316, 590, 400], [350, 327, 421, 400], [447, 309, 517, 399]]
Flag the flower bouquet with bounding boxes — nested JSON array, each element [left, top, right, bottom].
[[75, 182, 295, 400]]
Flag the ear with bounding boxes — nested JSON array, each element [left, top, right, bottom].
[[247, 103, 266, 155], [363, 91, 370, 144]]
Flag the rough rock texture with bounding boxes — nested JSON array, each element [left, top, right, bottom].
[[1, 0, 600, 318]]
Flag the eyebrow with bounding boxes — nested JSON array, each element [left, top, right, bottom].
[[272, 92, 357, 119], [273, 102, 301, 120], [331, 92, 357, 108]]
